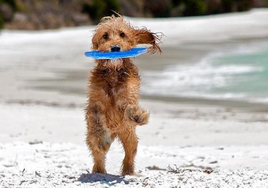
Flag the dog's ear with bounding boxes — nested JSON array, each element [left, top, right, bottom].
[[92, 32, 99, 50], [135, 28, 162, 54]]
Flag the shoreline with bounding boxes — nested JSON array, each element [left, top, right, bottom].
[[141, 95, 268, 113]]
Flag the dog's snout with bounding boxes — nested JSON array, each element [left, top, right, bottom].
[[111, 45, 121, 52]]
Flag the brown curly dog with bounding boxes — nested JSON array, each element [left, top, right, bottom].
[[85, 15, 161, 176]]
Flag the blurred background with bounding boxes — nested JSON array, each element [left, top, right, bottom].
[[1, 0, 268, 109], [0, 0, 268, 30]]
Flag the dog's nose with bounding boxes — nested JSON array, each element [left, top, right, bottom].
[[111, 45, 121, 52]]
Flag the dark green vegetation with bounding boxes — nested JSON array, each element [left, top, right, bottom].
[[0, 0, 267, 30], [0, 0, 17, 28], [82, 0, 120, 22], [144, 0, 268, 17]]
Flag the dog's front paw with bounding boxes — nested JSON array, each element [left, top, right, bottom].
[[125, 106, 149, 125]]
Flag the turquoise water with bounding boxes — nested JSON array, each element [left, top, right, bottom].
[[211, 49, 268, 103], [142, 46, 268, 104]]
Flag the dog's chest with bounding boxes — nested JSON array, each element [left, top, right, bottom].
[[101, 68, 128, 86], [102, 69, 128, 100]]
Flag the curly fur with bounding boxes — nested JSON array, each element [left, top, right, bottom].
[[85, 15, 161, 176]]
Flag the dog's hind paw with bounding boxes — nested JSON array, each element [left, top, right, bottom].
[[125, 106, 149, 125]]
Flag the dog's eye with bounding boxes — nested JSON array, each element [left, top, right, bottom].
[[103, 33, 108, 40], [120, 32, 125, 38]]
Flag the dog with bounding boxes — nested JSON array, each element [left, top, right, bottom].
[[85, 15, 161, 176]]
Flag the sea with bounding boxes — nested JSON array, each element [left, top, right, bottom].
[[1, 10, 268, 109], [141, 42, 268, 105]]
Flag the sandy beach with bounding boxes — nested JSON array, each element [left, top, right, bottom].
[[1, 100, 268, 187], [1, 9, 268, 187]]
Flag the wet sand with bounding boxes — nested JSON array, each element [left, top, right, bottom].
[[2, 43, 268, 112], [21, 43, 268, 112]]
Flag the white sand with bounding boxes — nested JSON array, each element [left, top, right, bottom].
[[1, 101, 268, 187], [1, 9, 268, 187], [1, 141, 268, 187]]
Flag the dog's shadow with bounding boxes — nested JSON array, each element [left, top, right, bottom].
[[78, 173, 130, 186]]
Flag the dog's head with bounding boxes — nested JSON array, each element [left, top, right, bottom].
[[92, 15, 162, 54]]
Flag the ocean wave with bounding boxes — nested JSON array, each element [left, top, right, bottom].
[[142, 56, 262, 90], [141, 50, 266, 104], [142, 89, 268, 104]]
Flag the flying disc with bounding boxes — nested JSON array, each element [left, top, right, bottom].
[[85, 48, 147, 60]]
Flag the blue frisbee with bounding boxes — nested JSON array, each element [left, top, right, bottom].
[[85, 48, 147, 60]]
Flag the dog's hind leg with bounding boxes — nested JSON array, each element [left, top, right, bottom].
[[86, 132, 114, 174], [86, 103, 114, 174], [118, 127, 138, 176]]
